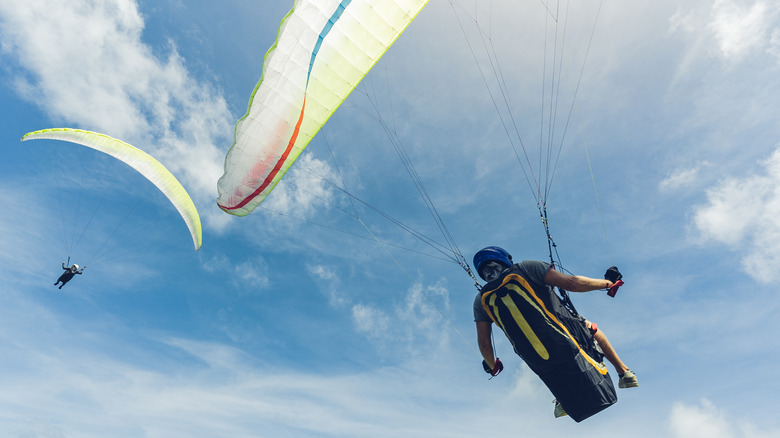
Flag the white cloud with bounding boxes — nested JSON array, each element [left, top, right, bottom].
[[201, 252, 270, 292], [670, 399, 735, 438], [308, 264, 339, 282], [0, 184, 51, 278], [0, 290, 505, 438], [352, 303, 391, 339], [670, 399, 779, 438], [263, 153, 339, 219], [164, 337, 255, 371], [0, 0, 234, 231], [670, 8, 697, 34], [659, 161, 712, 191], [349, 280, 454, 355], [693, 146, 780, 282], [397, 281, 450, 333], [769, 27, 780, 59], [670, 1, 780, 70], [307, 264, 350, 307], [708, 0, 774, 61], [233, 259, 270, 290]]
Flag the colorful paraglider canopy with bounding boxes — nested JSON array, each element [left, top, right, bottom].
[[22, 128, 203, 251], [216, 0, 429, 216]]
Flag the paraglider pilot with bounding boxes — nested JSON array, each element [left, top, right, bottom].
[[473, 246, 637, 421], [54, 262, 85, 289]]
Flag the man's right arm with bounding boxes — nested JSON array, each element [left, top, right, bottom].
[[544, 268, 613, 292]]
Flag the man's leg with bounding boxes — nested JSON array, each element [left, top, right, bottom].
[[591, 328, 629, 375], [587, 320, 638, 388], [593, 330, 628, 376]]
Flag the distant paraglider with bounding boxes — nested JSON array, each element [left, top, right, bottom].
[[217, 0, 429, 216], [54, 262, 86, 289], [22, 128, 203, 251]]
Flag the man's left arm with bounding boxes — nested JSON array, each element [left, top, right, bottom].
[[476, 321, 504, 376], [476, 321, 496, 368]]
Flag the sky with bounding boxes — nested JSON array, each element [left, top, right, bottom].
[[2, 0, 780, 436]]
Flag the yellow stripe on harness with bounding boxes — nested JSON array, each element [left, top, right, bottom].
[[501, 294, 550, 360]]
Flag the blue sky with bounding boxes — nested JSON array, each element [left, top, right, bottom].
[[2, 0, 780, 436]]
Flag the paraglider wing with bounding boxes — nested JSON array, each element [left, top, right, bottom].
[[21, 128, 203, 251], [216, 0, 429, 216]]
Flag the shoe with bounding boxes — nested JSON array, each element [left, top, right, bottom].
[[553, 399, 568, 418], [619, 370, 638, 388]]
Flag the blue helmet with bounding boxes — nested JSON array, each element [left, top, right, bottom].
[[473, 246, 513, 280]]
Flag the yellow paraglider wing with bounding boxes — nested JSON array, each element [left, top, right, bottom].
[[22, 128, 203, 251], [216, 0, 428, 216]]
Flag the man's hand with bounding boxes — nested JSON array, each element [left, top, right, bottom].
[[604, 266, 623, 297], [482, 358, 504, 377], [604, 266, 622, 283]]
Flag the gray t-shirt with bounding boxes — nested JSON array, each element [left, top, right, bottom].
[[473, 260, 553, 322]]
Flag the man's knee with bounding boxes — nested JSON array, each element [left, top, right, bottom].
[[585, 320, 598, 336]]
